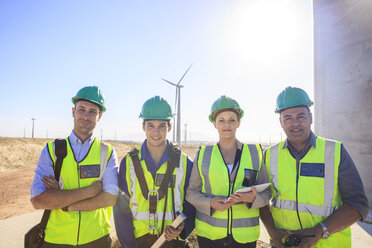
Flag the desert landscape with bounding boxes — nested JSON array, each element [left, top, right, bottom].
[[0, 137, 199, 219], [0, 137, 270, 247]]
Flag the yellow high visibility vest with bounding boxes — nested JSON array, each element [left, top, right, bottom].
[[265, 137, 351, 248], [195, 144, 262, 243], [45, 138, 113, 245], [125, 147, 189, 238]]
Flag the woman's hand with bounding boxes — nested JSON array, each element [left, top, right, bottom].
[[227, 186, 257, 204], [211, 197, 233, 212]]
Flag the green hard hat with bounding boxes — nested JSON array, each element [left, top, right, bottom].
[[209, 95, 244, 122], [139, 96, 173, 120], [275, 86, 313, 113], [71, 86, 106, 113]]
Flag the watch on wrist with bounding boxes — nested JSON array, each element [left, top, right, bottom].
[[319, 222, 330, 239]]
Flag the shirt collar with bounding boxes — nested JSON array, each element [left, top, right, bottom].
[[282, 131, 317, 150], [140, 139, 171, 162], [217, 139, 243, 150], [69, 131, 95, 145]]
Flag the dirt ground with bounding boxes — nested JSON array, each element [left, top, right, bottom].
[[0, 137, 198, 220], [0, 137, 269, 247]]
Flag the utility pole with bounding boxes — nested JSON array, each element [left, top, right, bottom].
[[31, 118, 35, 138], [23, 127, 26, 138]]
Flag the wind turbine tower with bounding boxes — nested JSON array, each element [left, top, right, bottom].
[[162, 64, 193, 144], [31, 117, 35, 138]]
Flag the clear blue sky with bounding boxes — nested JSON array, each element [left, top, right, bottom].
[[0, 0, 314, 144]]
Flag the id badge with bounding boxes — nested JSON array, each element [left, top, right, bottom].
[[242, 169, 257, 187], [155, 173, 176, 188], [80, 164, 100, 179]]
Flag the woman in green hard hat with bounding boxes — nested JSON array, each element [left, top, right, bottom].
[[186, 96, 271, 248]]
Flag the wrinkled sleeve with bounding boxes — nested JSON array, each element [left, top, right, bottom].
[[113, 156, 138, 248], [186, 150, 213, 216], [30, 144, 55, 200], [338, 144, 369, 220], [114, 194, 138, 248], [180, 157, 196, 239], [101, 148, 119, 196]]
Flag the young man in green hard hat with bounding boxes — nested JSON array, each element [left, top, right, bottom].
[[114, 96, 195, 248], [260, 86, 368, 248], [30, 86, 119, 247]]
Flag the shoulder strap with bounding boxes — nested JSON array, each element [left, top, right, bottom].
[[39, 138, 67, 230], [129, 148, 149, 199], [129, 144, 181, 200], [54, 139, 67, 180], [157, 143, 181, 199]]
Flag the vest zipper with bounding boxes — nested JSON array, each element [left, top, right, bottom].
[[76, 163, 81, 245], [295, 159, 303, 229], [226, 168, 232, 236], [229, 182, 234, 236], [229, 150, 241, 237]]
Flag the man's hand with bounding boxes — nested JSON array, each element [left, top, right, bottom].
[[42, 176, 102, 198], [164, 222, 184, 241], [227, 186, 257, 204], [268, 227, 288, 248], [43, 176, 59, 189], [87, 180, 103, 197], [288, 225, 323, 248], [211, 197, 233, 212]]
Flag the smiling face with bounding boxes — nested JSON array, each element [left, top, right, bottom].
[[280, 106, 312, 152], [72, 100, 102, 141], [213, 110, 240, 140], [143, 120, 171, 149]]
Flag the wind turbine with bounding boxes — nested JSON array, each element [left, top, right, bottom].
[[162, 64, 193, 144]]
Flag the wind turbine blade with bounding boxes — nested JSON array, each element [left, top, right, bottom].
[[177, 63, 193, 86], [162, 78, 178, 87]]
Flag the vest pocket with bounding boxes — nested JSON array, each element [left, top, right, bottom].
[[80, 164, 100, 178], [300, 163, 324, 178]]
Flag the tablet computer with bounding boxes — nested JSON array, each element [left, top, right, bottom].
[[234, 182, 271, 194]]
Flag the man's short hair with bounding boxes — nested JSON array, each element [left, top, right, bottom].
[[75, 98, 103, 112], [279, 105, 310, 114], [143, 119, 171, 125]]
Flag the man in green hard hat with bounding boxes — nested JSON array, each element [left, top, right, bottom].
[[114, 96, 195, 248], [260, 86, 368, 248], [30, 86, 119, 247]]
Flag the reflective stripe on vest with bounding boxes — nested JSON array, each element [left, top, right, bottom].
[[196, 210, 259, 228], [51, 141, 109, 183], [201, 144, 261, 197], [196, 144, 261, 243], [127, 148, 187, 238], [267, 137, 351, 248], [270, 140, 337, 216], [45, 138, 112, 245]]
